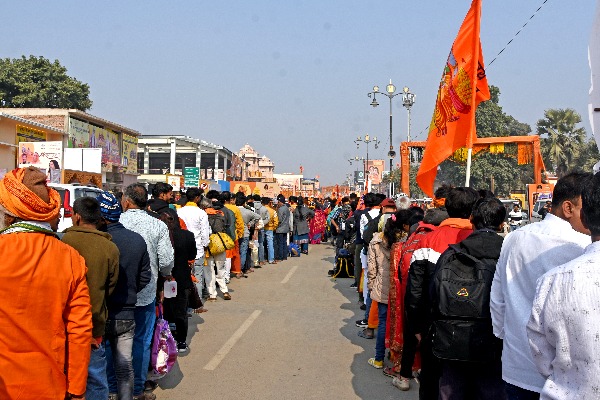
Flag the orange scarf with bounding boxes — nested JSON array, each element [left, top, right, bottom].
[[0, 168, 60, 221]]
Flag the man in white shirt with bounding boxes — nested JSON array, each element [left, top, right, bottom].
[[527, 172, 600, 399], [491, 172, 592, 399], [177, 188, 210, 298]]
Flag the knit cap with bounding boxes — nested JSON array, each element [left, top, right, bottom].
[[96, 192, 122, 222]]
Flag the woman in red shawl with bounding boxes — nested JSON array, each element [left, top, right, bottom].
[[309, 203, 326, 244]]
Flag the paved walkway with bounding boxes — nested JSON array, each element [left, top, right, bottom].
[[155, 242, 419, 399]]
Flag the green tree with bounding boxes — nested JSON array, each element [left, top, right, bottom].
[[537, 108, 586, 177], [571, 138, 600, 172], [0, 55, 92, 110]]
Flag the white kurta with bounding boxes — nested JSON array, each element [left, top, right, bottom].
[[527, 241, 600, 399], [490, 213, 590, 392]]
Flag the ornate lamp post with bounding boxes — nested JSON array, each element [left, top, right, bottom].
[[368, 80, 402, 195], [348, 155, 365, 192], [354, 135, 379, 192], [402, 87, 416, 162]]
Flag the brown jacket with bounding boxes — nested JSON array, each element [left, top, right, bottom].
[[367, 232, 391, 303], [62, 226, 120, 338]]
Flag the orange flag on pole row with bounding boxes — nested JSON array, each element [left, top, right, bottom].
[[416, 0, 490, 197]]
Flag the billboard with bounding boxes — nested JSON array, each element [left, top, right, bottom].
[[121, 134, 138, 174], [68, 118, 90, 148], [18, 141, 63, 183], [17, 125, 47, 143], [366, 160, 385, 185]]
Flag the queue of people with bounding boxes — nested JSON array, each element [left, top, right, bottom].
[[331, 172, 600, 400], [0, 166, 323, 400]]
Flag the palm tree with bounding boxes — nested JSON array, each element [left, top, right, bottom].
[[537, 108, 586, 177]]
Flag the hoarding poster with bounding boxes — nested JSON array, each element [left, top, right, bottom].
[[184, 167, 200, 188], [16, 125, 47, 143], [68, 118, 90, 148], [18, 141, 63, 183], [366, 160, 385, 185], [122, 134, 138, 174]]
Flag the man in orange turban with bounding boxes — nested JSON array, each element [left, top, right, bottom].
[[0, 167, 93, 399]]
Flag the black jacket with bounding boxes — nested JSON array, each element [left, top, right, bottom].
[[171, 228, 197, 290], [106, 222, 151, 320]]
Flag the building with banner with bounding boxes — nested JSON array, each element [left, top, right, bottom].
[[0, 108, 141, 191], [137, 135, 233, 189], [0, 112, 67, 177]]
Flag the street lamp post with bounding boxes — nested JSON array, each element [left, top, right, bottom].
[[348, 155, 365, 192], [402, 87, 416, 162], [354, 135, 379, 193], [368, 80, 402, 195]]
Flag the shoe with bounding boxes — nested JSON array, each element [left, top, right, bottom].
[[328, 269, 335, 276], [208, 297, 217, 302], [358, 328, 374, 339], [360, 304, 367, 311], [223, 293, 231, 300], [392, 376, 411, 391], [254, 265, 262, 269], [133, 393, 156, 400], [355, 319, 368, 328], [350, 283, 357, 288], [144, 380, 158, 392], [177, 342, 189, 353], [368, 358, 383, 369]]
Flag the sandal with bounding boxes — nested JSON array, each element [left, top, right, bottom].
[[383, 366, 402, 379]]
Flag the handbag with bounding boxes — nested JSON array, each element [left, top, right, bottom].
[[149, 304, 177, 380], [208, 232, 235, 255]]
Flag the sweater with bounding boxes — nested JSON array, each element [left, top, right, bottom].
[[106, 222, 152, 320], [276, 205, 291, 234], [62, 226, 120, 338], [120, 209, 174, 306]]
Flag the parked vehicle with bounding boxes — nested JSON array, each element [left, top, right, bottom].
[[49, 183, 104, 232]]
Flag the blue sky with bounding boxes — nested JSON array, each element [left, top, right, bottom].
[[3, 1, 596, 185]]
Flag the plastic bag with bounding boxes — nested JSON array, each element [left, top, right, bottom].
[[149, 305, 177, 380]]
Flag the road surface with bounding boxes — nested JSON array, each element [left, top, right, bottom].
[[155, 242, 419, 400]]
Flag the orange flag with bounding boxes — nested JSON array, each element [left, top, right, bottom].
[[416, 0, 490, 197]]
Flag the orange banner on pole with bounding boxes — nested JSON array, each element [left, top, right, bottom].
[[416, 0, 490, 197]]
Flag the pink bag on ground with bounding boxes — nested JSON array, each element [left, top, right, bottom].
[[149, 304, 177, 379]]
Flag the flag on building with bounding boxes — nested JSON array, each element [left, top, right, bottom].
[[416, 0, 490, 197]]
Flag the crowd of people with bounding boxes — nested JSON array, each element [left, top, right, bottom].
[[2, 165, 600, 400], [0, 166, 325, 400], [328, 172, 600, 399]]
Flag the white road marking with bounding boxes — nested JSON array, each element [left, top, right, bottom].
[[203, 309, 262, 371], [280, 265, 298, 284]]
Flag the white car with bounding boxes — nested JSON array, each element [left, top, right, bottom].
[[49, 183, 104, 232]]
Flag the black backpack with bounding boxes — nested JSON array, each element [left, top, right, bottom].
[[430, 245, 501, 363], [362, 212, 381, 247]]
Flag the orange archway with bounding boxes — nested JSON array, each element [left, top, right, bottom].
[[400, 135, 545, 196]]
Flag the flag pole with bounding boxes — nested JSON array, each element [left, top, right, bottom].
[[465, 0, 482, 187]]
